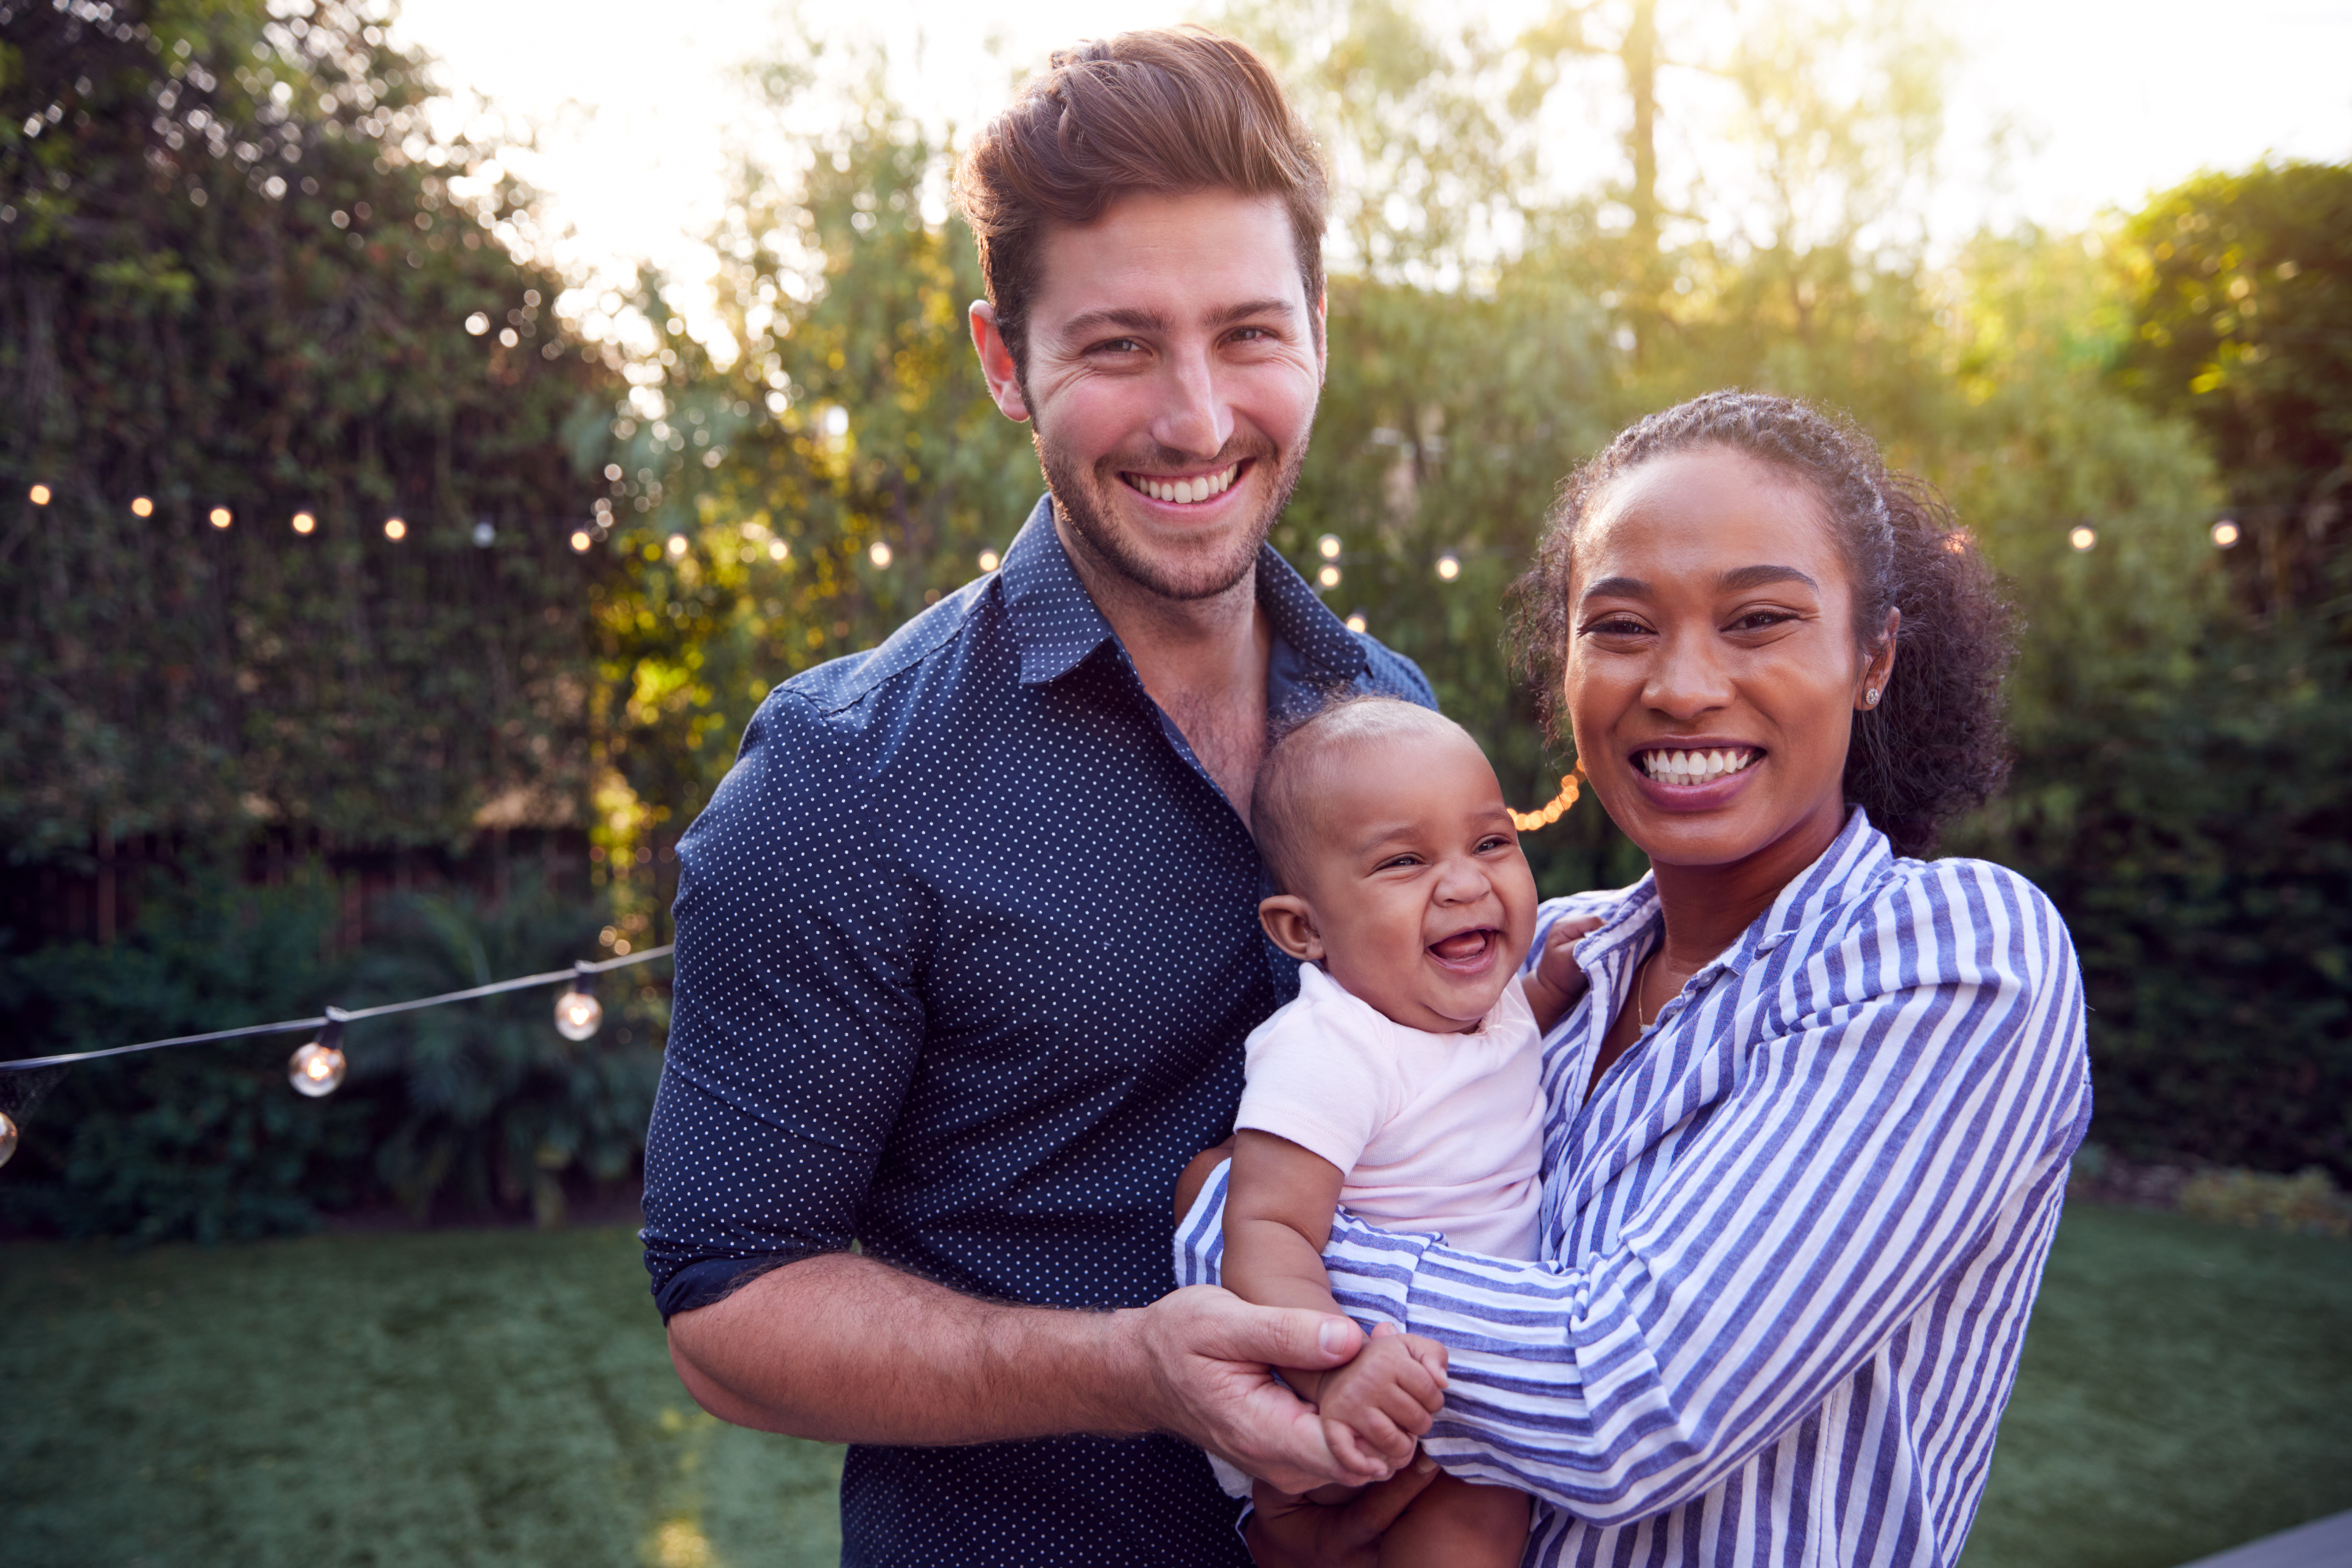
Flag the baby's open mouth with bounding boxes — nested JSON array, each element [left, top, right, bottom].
[[1429, 927, 1499, 965], [1121, 461, 1242, 505], [1636, 746, 1762, 784]]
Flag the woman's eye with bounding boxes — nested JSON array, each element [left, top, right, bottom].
[[1730, 609, 1799, 632], [1584, 616, 1650, 637]]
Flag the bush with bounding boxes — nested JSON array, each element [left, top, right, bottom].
[[0, 861, 662, 1239]]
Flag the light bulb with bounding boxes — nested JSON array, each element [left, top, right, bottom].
[[869, 541, 893, 568], [2069, 526, 2096, 552], [769, 539, 790, 562], [383, 517, 407, 541], [666, 534, 688, 558], [1317, 564, 1341, 589], [570, 529, 593, 552], [1436, 552, 1461, 581], [2211, 520, 2240, 548], [1344, 612, 1367, 634], [209, 506, 233, 528], [289, 1038, 346, 1097], [554, 980, 603, 1041], [131, 495, 154, 517], [292, 511, 317, 534], [1317, 533, 1342, 559], [29, 484, 51, 505], [0, 1108, 17, 1167], [978, 548, 1000, 572]]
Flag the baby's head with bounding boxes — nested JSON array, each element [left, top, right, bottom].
[[1252, 697, 1538, 1034]]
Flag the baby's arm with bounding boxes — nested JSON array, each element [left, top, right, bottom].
[[1522, 914, 1605, 1032], [1223, 1130, 1449, 1474]]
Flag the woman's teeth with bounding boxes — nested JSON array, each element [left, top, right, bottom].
[[1127, 464, 1238, 505], [1639, 747, 1760, 783]]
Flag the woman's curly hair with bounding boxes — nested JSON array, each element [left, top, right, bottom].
[[1510, 390, 2017, 858]]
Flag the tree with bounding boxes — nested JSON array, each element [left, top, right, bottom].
[[0, 0, 615, 867]]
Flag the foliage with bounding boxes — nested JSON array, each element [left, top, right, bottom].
[[0, 861, 368, 1241], [348, 876, 663, 1225], [0, 0, 617, 859], [0, 859, 661, 1239], [2177, 1165, 2352, 1241]]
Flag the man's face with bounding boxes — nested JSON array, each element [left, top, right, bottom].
[[972, 189, 1326, 601]]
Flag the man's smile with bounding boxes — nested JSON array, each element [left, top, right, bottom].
[[1120, 460, 1246, 506]]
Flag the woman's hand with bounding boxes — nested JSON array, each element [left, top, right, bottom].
[[1245, 1456, 1443, 1568]]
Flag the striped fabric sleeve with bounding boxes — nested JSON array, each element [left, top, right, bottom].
[[1319, 864, 2090, 1525]]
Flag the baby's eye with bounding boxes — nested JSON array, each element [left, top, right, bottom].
[[1476, 835, 1511, 853], [1376, 853, 1422, 870]]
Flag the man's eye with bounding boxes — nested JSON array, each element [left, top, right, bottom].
[[1093, 338, 1145, 355]]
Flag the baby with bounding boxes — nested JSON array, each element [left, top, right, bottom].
[[1210, 695, 1595, 1566]]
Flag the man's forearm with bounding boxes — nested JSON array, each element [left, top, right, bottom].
[[668, 1252, 1149, 1445]]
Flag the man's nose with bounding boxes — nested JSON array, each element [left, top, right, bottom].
[[1149, 343, 1234, 458], [1643, 627, 1733, 719]]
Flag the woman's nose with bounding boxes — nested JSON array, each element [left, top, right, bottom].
[[1643, 628, 1733, 718]]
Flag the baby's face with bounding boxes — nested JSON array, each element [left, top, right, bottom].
[[1261, 726, 1539, 1033]]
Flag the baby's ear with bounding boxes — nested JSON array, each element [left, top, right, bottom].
[[1258, 895, 1325, 961]]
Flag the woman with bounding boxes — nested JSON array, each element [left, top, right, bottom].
[[1179, 391, 2090, 1566]]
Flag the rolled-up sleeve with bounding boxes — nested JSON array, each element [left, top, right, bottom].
[[641, 688, 929, 1320]]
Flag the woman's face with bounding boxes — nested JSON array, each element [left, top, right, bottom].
[[1564, 446, 1895, 873]]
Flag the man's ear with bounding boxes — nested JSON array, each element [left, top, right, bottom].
[[968, 301, 1031, 423], [1258, 895, 1325, 962]]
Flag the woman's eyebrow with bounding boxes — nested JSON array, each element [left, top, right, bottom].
[[1719, 564, 1819, 593], [1579, 574, 1648, 603]]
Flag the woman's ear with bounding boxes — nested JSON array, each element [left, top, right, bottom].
[[1258, 895, 1325, 962], [1857, 607, 1900, 709]]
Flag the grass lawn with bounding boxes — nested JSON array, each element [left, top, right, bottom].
[[1, 1203, 2344, 1568]]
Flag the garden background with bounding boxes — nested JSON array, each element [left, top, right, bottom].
[[1, 0, 2347, 1564]]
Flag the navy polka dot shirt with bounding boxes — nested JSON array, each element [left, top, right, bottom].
[[642, 495, 1436, 1566]]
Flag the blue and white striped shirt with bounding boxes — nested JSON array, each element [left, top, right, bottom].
[[1178, 808, 2090, 1566]]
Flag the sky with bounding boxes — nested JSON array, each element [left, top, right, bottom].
[[388, 0, 2352, 337]]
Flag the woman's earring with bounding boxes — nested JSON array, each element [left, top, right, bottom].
[[1864, 688, 1880, 707]]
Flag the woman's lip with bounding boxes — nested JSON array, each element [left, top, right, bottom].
[[1625, 754, 1764, 812]]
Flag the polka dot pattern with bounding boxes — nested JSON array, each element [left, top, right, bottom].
[[642, 495, 1435, 1564]]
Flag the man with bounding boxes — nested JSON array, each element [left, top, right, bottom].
[[643, 29, 1443, 1565]]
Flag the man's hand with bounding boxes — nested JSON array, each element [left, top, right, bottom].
[[1524, 914, 1605, 1033], [1312, 1331, 1447, 1475], [1127, 1284, 1400, 1495], [1245, 1457, 1444, 1568]]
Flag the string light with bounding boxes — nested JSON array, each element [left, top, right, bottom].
[[978, 548, 1001, 572], [570, 528, 593, 552], [0, 1109, 16, 1169], [28, 484, 50, 505], [769, 539, 791, 562], [292, 511, 317, 535], [383, 517, 407, 541], [553, 965, 603, 1041], [1436, 551, 1461, 581], [1508, 766, 1583, 833], [1344, 611, 1368, 634], [131, 495, 154, 517], [209, 506, 233, 528], [1317, 564, 1341, 589], [1317, 534, 1342, 559], [2069, 526, 2096, 552], [2211, 520, 2241, 548], [288, 1015, 347, 1097], [665, 534, 687, 559], [869, 541, 893, 568]]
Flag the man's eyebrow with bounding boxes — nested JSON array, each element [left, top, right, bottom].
[[1719, 564, 1819, 593], [1056, 298, 1297, 342]]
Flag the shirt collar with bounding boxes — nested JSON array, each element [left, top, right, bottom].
[[1567, 805, 1897, 982], [996, 494, 1370, 691]]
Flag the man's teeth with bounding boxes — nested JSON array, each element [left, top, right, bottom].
[[1639, 747, 1760, 783], [1130, 464, 1239, 504]]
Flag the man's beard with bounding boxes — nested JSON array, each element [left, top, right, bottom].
[[1037, 427, 1310, 603]]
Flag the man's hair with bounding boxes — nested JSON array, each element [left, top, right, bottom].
[[952, 27, 1329, 383], [1251, 696, 1466, 894]]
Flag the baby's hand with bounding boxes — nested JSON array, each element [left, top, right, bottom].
[[1312, 1326, 1448, 1474], [1525, 915, 1604, 1032]]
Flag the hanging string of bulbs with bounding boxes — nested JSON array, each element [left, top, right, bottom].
[[0, 945, 673, 1171]]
